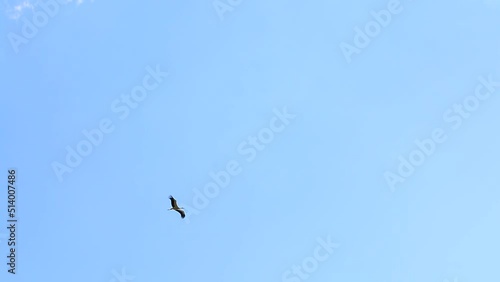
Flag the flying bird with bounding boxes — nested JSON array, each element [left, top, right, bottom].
[[169, 195, 185, 219]]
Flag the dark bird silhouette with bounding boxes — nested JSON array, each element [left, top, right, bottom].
[[169, 195, 185, 219]]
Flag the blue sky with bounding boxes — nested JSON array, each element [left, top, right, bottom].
[[1, 0, 500, 281]]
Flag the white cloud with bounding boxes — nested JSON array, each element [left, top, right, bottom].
[[4, 0, 94, 20], [5, 1, 34, 20], [63, 0, 95, 5]]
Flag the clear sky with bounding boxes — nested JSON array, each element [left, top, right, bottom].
[[1, 0, 500, 281]]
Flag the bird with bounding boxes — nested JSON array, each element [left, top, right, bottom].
[[169, 195, 185, 219]]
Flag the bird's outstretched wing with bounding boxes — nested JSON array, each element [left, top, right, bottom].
[[176, 209, 185, 219], [169, 195, 178, 209]]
